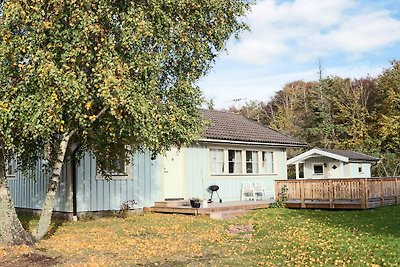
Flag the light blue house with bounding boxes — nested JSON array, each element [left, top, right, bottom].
[[287, 148, 379, 179], [9, 109, 305, 217]]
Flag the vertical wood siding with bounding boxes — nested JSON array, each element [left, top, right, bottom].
[[75, 151, 161, 212], [9, 160, 70, 212], [304, 157, 372, 179]]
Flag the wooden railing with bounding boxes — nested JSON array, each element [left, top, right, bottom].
[[275, 178, 400, 209]]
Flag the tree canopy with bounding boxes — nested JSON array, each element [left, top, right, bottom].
[[1, 0, 250, 167]]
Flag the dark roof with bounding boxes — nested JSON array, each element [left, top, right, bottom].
[[317, 148, 379, 162], [199, 109, 306, 146]]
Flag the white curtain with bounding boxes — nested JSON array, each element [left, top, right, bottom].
[[234, 150, 242, 173], [263, 152, 274, 173], [210, 149, 224, 174]]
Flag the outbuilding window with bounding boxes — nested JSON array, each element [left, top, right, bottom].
[[313, 164, 324, 175], [358, 164, 363, 173]]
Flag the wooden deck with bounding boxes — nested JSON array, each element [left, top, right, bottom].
[[144, 200, 273, 219], [275, 177, 400, 209]]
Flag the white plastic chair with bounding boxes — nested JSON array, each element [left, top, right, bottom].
[[253, 182, 266, 201], [241, 182, 255, 201]]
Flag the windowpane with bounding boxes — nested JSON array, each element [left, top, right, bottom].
[[6, 158, 17, 177], [105, 158, 127, 176], [210, 149, 224, 174], [313, 164, 323, 174], [262, 151, 274, 173], [246, 151, 259, 174], [228, 150, 242, 174]]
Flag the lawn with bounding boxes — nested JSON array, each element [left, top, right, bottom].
[[1, 205, 399, 266]]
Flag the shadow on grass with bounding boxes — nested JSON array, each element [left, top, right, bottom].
[[289, 205, 400, 238], [17, 212, 66, 240]]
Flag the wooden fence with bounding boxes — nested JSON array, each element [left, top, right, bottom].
[[275, 178, 400, 209]]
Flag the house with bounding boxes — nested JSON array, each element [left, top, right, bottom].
[[9, 109, 306, 217], [287, 148, 379, 179]]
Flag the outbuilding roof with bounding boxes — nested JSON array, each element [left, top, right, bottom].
[[199, 109, 306, 147], [287, 147, 379, 165], [316, 148, 380, 162]]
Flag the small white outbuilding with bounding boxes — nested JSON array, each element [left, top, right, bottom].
[[287, 148, 379, 179]]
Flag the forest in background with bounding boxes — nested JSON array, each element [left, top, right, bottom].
[[227, 60, 400, 177]]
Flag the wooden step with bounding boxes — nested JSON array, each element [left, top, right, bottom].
[[199, 202, 269, 214], [154, 200, 190, 208], [209, 210, 249, 220], [144, 206, 198, 215]]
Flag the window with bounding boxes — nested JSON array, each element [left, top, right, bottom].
[[210, 149, 224, 174], [299, 163, 305, 179], [96, 157, 132, 179], [6, 158, 17, 178], [246, 151, 259, 173], [107, 159, 127, 176], [209, 148, 278, 176], [228, 150, 242, 174], [262, 151, 274, 173], [358, 164, 363, 173], [313, 164, 324, 174]]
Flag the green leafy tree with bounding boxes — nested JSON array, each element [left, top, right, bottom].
[[265, 81, 316, 143], [0, 0, 250, 244], [375, 61, 400, 153], [373, 61, 400, 176], [230, 100, 267, 124]]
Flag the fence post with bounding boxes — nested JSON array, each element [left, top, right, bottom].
[[360, 178, 367, 209], [329, 179, 334, 208], [380, 178, 384, 207], [300, 180, 305, 208], [396, 178, 400, 205], [275, 181, 279, 201]]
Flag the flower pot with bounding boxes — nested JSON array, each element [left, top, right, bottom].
[[190, 200, 200, 208]]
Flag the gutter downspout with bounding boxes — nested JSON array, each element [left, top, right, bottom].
[[71, 146, 80, 221]]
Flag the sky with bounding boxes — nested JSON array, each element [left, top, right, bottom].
[[198, 0, 400, 109]]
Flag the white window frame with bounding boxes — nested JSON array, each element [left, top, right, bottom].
[[228, 149, 243, 174], [96, 157, 133, 180], [261, 151, 274, 174], [358, 163, 363, 174], [246, 150, 259, 174], [209, 147, 278, 176], [313, 163, 324, 175], [5, 157, 17, 179], [210, 148, 225, 175]]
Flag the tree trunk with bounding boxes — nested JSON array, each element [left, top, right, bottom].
[[0, 148, 35, 246], [34, 132, 74, 241]]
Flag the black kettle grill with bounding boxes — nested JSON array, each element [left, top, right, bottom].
[[207, 185, 222, 203]]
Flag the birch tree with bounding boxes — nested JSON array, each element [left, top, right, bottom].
[[0, 0, 250, 244]]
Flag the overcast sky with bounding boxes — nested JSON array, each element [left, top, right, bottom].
[[198, 0, 400, 109]]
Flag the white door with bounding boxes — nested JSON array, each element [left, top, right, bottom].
[[327, 162, 341, 178], [163, 148, 185, 200]]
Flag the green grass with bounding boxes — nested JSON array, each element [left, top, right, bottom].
[[2, 206, 399, 266], [244, 206, 400, 266]]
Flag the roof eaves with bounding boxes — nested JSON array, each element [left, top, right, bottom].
[[198, 138, 307, 147]]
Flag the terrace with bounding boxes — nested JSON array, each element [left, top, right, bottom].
[[275, 177, 400, 209]]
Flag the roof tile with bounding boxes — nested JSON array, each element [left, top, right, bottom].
[[200, 109, 306, 146]]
